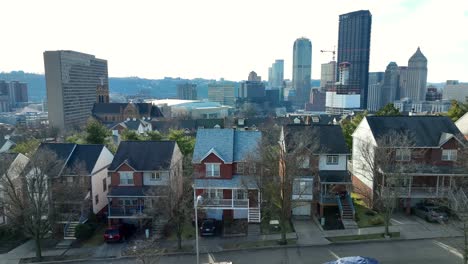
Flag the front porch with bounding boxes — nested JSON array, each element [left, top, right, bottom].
[[387, 174, 467, 199]]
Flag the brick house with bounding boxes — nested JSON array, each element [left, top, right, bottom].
[[282, 124, 352, 220], [192, 129, 262, 223], [106, 141, 183, 227], [352, 116, 468, 214]]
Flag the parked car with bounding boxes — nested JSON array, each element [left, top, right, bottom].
[[104, 223, 135, 242], [200, 219, 217, 236], [414, 204, 448, 223]]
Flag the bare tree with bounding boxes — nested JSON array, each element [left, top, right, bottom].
[[0, 148, 63, 261], [354, 131, 416, 236], [247, 124, 319, 244]]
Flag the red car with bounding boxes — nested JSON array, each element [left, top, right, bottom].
[[104, 225, 126, 243]]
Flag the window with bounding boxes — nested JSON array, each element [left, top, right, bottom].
[[118, 199, 138, 206], [249, 163, 257, 174], [442, 149, 457, 161], [395, 149, 411, 161], [326, 155, 339, 165], [237, 163, 244, 174], [236, 189, 248, 200], [66, 177, 73, 184], [205, 163, 220, 177], [119, 172, 134, 185], [103, 178, 107, 192], [145, 172, 161, 181], [95, 195, 99, 204], [206, 189, 223, 199], [299, 156, 310, 168]]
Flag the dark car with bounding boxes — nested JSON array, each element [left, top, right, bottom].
[[200, 219, 217, 236], [414, 204, 448, 223]]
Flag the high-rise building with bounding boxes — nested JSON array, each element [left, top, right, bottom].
[[177, 82, 197, 100], [44, 50, 108, 131], [292, 38, 312, 107], [0, 81, 10, 112], [380, 62, 400, 107], [208, 82, 235, 106], [320, 61, 336, 92], [402, 47, 428, 101], [367, 72, 385, 112], [337, 10, 372, 109], [239, 71, 265, 103], [271, 60, 284, 89], [9, 81, 28, 105], [443, 80, 468, 103], [398, 66, 408, 99], [325, 62, 361, 114], [426, 86, 442, 101]]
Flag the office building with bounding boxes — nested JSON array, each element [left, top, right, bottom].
[[337, 10, 372, 109], [208, 82, 235, 106], [367, 72, 385, 112], [292, 38, 312, 107], [426, 86, 442, 101], [398, 66, 408, 99], [177, 82, 197, 100], [393, 98, 451, 114], [8, 81, 28, 105], [325, 62, 361, 114], [380, 62, 400, 107], [320, 61, 336, 92], [268, 59, 285, 101], [239, 71, 265, 103], [44, 50, 108, 131], [402, 47, 428, 101], [443, 80, 468, 103]]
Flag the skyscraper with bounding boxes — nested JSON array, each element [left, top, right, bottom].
[[44, 50, 108, 131], [208, 82, 235, 106], [239, 71, 265, 102], [380, 62, 400, 107], [271, 59, 284, 89], [367, 72, 385, 112], [177, 82, 197, 100], [292, 38, 312, 107], [403, 47, 428, 101], [320, 61, 336, 91], [337, 10, 372, 109]]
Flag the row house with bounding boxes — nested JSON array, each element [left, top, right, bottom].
[[192, 129, 262, 223], [35, 143, 114, 239], [0, 152, 29, 225], [109, 118, 152, 144], [352, 116, 468, 214], [282, 125, 352, 220], [106, 141, 183, 227]]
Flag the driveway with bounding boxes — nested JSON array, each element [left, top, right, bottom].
[[292, 218, 330, 245], [391, 212, 461, 239]]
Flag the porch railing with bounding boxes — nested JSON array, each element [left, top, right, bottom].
[[198, 199, 249, 208], [109, 206, 146, 217], [391, 186, 450, 198]]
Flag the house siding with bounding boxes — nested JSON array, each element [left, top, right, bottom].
[[195, 153, 233, 179], [318, 154, 347, 171]]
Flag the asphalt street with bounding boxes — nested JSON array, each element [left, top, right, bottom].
[[67, 238, 463, 264]]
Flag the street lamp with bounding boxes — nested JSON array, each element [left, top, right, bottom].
[[193, 184, 203, 264]]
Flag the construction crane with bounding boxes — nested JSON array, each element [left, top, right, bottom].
[[320, 46, 336, 61]]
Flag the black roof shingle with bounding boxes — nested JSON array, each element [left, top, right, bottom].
[[285, 124, 350, 154]]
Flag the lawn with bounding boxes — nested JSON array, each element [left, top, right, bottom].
[[326, 232, 400, 243], [223, 239, 297, 249], [352, 193, 386, 228], [261, 218, 294, 235], [0, 227, 28, 254], [167, 222, 195, 241], [80, 225, 105, 247]]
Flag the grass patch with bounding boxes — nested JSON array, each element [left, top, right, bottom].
[[327, 232, 400, 242], [167, 222, 195, 241], [261, 219, 294, 235], [352, 193, 386, 228], [223, 239, 297, 249], [80, 225, 105, 247], [0, 227, 28, 254]]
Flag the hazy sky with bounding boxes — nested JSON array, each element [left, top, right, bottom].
[[1, 0, 467, 82]]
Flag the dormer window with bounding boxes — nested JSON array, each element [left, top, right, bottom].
[[206, 163, 220, 177], [145, 171, 161, 181], [326, 155, 339, 165], [442, 149, 457, 161]]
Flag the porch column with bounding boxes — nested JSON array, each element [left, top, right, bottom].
[[320, 204, 324, 217], [257, 190, 260, 208], [408, 176, 412, 197], [139, 199, 142, 214], [232, 189, 234, 208], [406, 198, 411, 215], [436, 176, 440, 196], [107, 197, 112, 227]]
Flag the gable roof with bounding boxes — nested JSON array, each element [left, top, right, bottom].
[[37, 143, 106, 175], [92, 103, 164, 118], [284, 124, 350, 154], [0, 153, 20, 175], [192, 129, 262, 163], [111, 119, 151, 130], [456, 112, 468, 137], [108, 141, 176, 171], [365, 116, 465, 147]]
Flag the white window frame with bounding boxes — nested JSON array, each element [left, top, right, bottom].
[[144, 171, 161, 181], [442, 149, 457, 161], [326, 155, 339, 165], [235, 189, 248, 200], [395, 149, 411, 161], [119, 172, 134, 185], [299, 156, 310, 169], [205, 163, 221, 177], [206, 189, 223, 199]]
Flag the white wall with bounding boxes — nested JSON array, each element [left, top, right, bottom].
[[318, 154, 347, 170], [91, 147, 114, 214], [325, 92, 361, 108], [351, 118, 376, 190]]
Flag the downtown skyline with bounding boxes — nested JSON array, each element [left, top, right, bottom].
[[1, 0, 467, 82]]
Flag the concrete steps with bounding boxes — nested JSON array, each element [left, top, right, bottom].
[[64, 222, 80, 240]]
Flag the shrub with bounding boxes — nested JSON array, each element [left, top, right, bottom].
[[74, 223, 94, 240], [369, 216, 384, 226], [365, 210, 377, 216]]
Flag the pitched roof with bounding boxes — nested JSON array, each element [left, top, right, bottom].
[[108, 141, 176, 171], [112, 119, 151, 130], [92, 103, 164, 118], [285, 124, 350, 154], [365, 116, 465, 147], [37, 143, 106, 175], [192, 129, 262, 163], [0, 153, 19, 174]]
